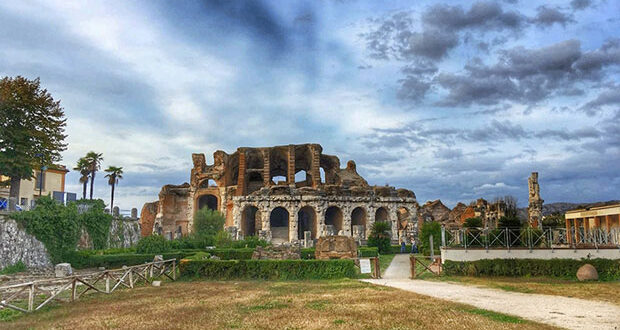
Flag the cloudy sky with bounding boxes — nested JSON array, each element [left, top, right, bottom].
[[1, 0, 618, 211]]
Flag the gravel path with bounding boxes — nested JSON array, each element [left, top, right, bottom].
[[362, 254, 620, 330]]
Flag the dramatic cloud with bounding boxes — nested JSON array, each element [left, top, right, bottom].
[[1, 0, 618, 209]]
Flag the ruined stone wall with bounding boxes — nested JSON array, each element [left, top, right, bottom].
[[139, 201, 158, 237], [108, 217, 141, 248], [0, 214, 52, 270]]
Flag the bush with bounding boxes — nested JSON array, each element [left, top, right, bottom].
[[443, 258, 620, 281], [136, 235, 170, 254], [227, 236, 269, 249], [215, 230, 232, 247], [498, 215, 522, 229], [301, 247, 379, 259], [420, 222, 441, 256], [368, 222, 391, 254], [185, 252, 211, 261], [78, 199, 113, 249], [65, 251, 194, 269], [210, 248, 254, 260], [463, 217, 483, 228], [193, 208, 225, 237], [180, 259, 357, 280], [0, 261, 27, 275], [11, 196, 81, 263]]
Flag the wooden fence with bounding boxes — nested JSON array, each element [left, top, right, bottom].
[[0, 259, 176, 314], [409, 255, 441, 279]]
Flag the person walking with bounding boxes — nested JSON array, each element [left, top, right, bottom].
[[400, 239, 406, 253], [411, 238, 418, 254]]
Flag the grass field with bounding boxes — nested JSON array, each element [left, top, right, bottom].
[[421, 274, 620, 305], [0, 279, 557, 329]]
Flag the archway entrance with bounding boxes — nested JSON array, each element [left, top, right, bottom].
[[198, 194, 218, 211], [270, 207, 289, 244], [375, 207, 391, 238], [297, 206, 317, 240], [325, 206, 343, 235], [351, 207, 367, 239], [242, 205, 260, 237]]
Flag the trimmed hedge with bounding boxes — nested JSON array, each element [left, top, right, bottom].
[[66, 248, 255, 269], [180, 259, 357, 280], [300, 247, 379, 259], [443, 258, 620, 281]]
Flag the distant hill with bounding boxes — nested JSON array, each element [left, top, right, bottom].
[[517, 200, 620, 219]]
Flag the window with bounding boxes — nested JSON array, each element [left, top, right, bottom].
[[35, 171, 45, 191], [20, 198, 27, 206]]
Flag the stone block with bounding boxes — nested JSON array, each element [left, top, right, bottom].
[[55, 263, 73, 277], [153, 255, 164, 262], [152, 280, 161, 287], [315, 236, 357, 260], [577, 264, 598, 281]]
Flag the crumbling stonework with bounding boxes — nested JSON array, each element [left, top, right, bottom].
[[142, 144, 418, 244], [139, 201, 158, 237], [314, 236, 357, 259], [252, 245, 301, 260], [417, 200, 451, 229], [0, 215, 52, 270], [528, 172, 544, 228]]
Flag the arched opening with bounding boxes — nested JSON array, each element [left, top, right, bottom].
[[198, 194, 218, 211], [375, 207, 389, 223], [241, 205, 260, 237], [270, 148, 288, 185], [297, 206, 317, 240], [199, 179, 217, 188], [351, 207, 367, 239], [270, 207, 289, 244], [397, 207, 410, 230], [319, 168, 325, 183], [325, 206, 343, 235], [247, 172, 263, 194]]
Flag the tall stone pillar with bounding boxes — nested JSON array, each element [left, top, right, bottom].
[[527, 172, 544, 228], [237, 149, 246, 196], [606, 215, 611, 233], [289, 207, 298, 242], [565, 217, 571, 243], [262, 148, 271, 186], [310, 145, 321, 188], [287, 145, 295, 184]]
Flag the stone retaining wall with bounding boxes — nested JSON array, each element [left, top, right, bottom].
[[0, 214, 52, 270], [441, 247, 620, 263]]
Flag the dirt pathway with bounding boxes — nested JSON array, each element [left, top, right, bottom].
[[362, 254, 620, 330]]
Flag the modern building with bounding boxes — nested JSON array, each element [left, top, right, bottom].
[[0, 165, 71, 210], [564, 203, 620, 243]]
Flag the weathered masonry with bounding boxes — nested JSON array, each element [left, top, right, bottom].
[[141, 144, 418, 244]]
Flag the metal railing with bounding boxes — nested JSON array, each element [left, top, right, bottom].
[[0, 259, 176, 314], [442, 227, 620, 251]]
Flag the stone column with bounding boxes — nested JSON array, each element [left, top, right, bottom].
[[287, 145, 295, 184], [237, 149, 246, 196], [606, 215, 611, 233], [262, 148, 271, 186], [316, 204, 326, 238], [574, 218, 580, 243], [366, 205, 375, 239], [565, 217, 572, 243], [288, 206, 298, 242], [389, 206, 398, 241], [342, 205, 352, 236], [310, 145, 321, 188]]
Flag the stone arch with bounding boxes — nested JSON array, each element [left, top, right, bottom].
[[297, 205, 317, 240], [241, 205, 260, 237], [351, 206, 367, 239], [199, 179, 217, 188], [325, 206, 343, 235], [197, 194, 218, 211], [270, 206, 290, 244], [375, 207, 389, 223]]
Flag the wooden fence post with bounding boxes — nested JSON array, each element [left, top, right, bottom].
[[71, 278, 77, 301], [172, 260, 176, 280], [129, 269, 134, 288], [410, 255, 416, 279], [28, 284, 34, 312], [105, 273, 110, 293]]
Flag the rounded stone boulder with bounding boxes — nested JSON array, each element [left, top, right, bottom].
[[576, 264, 598, 281]]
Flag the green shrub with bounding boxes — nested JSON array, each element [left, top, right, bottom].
[[11, 196, 81, 263], [368, 222, 391, 254], [443, 258, 620, 280], [193, 208, 225, 237], [359, 247, 379, 257], [227, 236, 269, 248], [180, 259, 357, 280], [78, 199, 113, 249], [210, 248, 254, 260], [498, 215, 522, 228], [463, 217, 483, 228], [301, 248, 315, 259], [0, 261, 27, 274], [420, 222, 441, 256], [136, 234, 170, 254], [185, 252, 211, 261], [65, 251, 194, 269]]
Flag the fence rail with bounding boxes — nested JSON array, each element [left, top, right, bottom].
[[0, 259, 176, 314], [442, 227, 620, 250]]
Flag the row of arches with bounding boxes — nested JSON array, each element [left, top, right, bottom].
[[239, 205, 411, 242]]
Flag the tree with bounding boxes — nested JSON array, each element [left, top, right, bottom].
[[0, 76, 67, 210], [84, 151, 103, 200], [193, 208, 225, 237], [104, 166, 123, 211], [463, 217, 483, 228], [498, 215, 522, 228], [73, 157, 90, 199], [420, 222, 441, 256], [368, 221, 391, 253], [542, 212, 563, 229]]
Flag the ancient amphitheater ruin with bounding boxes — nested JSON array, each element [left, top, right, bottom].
[[140, 143, 418, 245]]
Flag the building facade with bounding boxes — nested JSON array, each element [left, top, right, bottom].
[[565, 203, 620, 243], [0, 165, 70, 210], [142, 144, 418, 244]]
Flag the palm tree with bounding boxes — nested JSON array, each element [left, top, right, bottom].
[[73, 157, 90, 199], [84, 151, 103, 200], [104, 166, 123, 211]]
